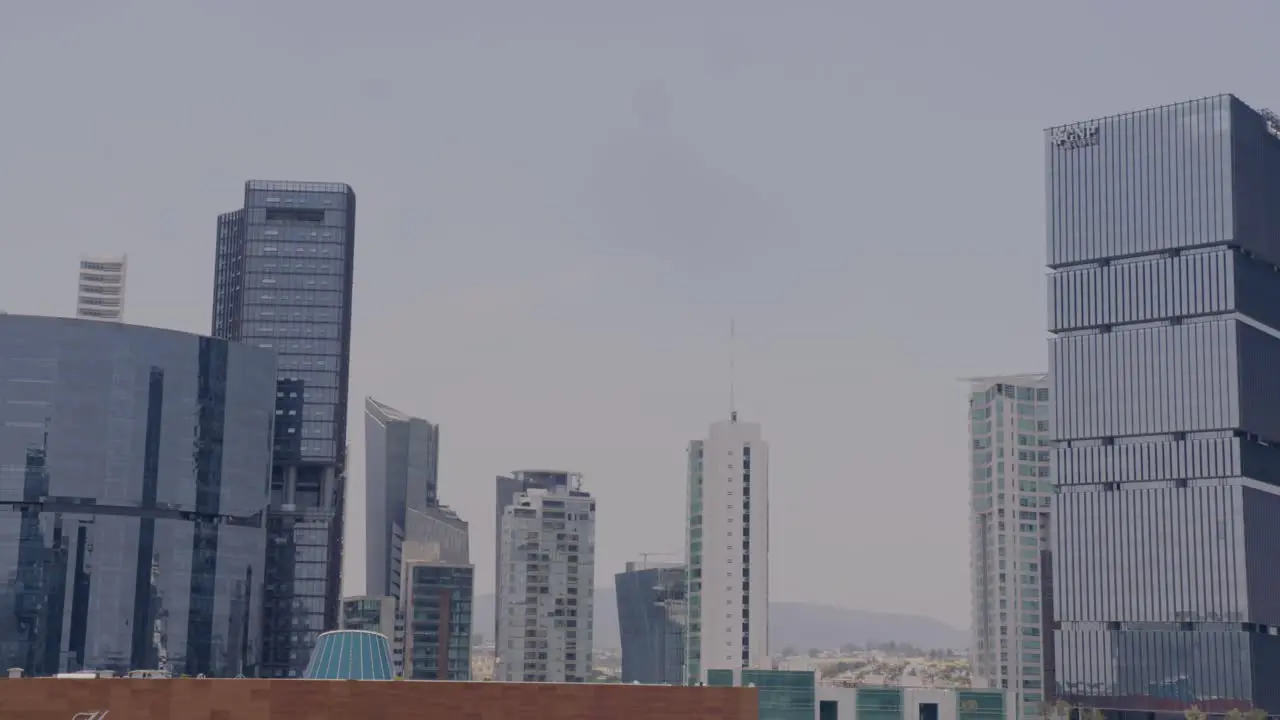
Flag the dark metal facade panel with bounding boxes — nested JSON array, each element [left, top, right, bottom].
[[1235, 322, 1280, 444], [1054, 485, 1247, 624], [1054, 436, 1241, 486], [1048, 247, 1280, 334], [1047, 249, 1234, 331], [1046, 95, 1235, 269], [1249, 633, 1280, 714], [1242, 486, 1280, 627], [1050, 320, 1241, 441], [1230, 96, 1280, 270]]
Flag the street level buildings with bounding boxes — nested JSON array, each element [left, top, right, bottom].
[[1048, 94, 1280, 713], [212, 180, 357, 677], [75, 254, 127, 321], [686, 414, 769, 683], [495, 477, 595, 683], [966, 375, 1052, 720], [0, 314, 276, 677], [339, 596, 402, 676]]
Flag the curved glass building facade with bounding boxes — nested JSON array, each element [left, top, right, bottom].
[[303, 630, 394, 680], [0, 315, 276, 677]]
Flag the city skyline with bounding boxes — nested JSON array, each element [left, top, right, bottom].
[[10, 1, 1280, 636]]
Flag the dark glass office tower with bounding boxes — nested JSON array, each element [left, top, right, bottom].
[[1048, 95, 1280, 715], [0, 315, 275, 677], [363, 398, 441, 600], [616, 562, 686, 684], [212, 180, 356, 678]]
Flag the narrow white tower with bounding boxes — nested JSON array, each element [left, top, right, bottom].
[[684, 413, 769, 682], [966, 374, 1052, 720], [76, 254, 127, 321]]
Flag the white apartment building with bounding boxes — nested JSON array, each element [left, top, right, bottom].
[[496, 479, 595, 683], [76, 254, 127, 321], [967, 375, 1052, 720], [685, 413, 769, 683]]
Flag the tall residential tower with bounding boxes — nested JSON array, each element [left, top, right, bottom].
[[495, 477, 595, 682], [212, 180, 356, 677], [493, 470, 574, 644], [967, 375, 1052, 719], [1048, 95, 1280, 713], [75, 254, 127, 321], [685, 414, 769, 683]]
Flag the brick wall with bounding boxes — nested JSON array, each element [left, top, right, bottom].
[[0, 678, 759, 720]]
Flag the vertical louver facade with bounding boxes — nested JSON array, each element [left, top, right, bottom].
[[1048, 94, 1280, 714]]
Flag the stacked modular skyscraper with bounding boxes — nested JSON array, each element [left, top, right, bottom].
[[212, 180, 356, 677], [1048, 95, 1280, 713]]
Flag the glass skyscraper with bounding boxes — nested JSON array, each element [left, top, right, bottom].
[[212, 180, 356, 677], [0, 315, 276, 677], [363, 397, 440, 601], [616, 561, 687, 685], [1048, 95, 1280, 715]]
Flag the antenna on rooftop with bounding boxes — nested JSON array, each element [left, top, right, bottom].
[[729, 319, 738, 423]]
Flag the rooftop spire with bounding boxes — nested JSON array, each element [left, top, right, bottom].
[[729, 319, 737, 423]]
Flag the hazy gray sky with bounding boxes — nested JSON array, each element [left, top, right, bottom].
[[1, 0, 1274, 629]]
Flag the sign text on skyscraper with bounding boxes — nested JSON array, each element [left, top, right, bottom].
[[1050, 123, 1100, 149]]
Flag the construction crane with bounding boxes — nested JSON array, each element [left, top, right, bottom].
[[636, 551, 681, 571]]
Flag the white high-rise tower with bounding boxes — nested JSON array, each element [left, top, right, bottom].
[[495, 475, 595, 683], [684, 413, 769, 683], [76, 254, 127, 321], [966, 374, 1052, 720]]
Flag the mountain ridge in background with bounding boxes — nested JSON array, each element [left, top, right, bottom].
[[471, 590, 968, 651]]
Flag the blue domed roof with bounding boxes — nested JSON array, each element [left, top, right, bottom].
[[303, 630, 395, 680]]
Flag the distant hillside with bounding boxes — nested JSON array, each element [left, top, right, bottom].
[[471, 590, 967, 651]]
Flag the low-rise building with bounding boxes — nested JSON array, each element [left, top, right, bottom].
[[340, 596, 404, 677], [706, 669, 1015, 720]]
